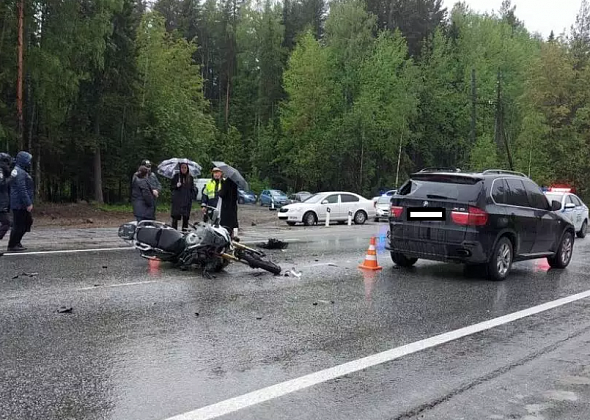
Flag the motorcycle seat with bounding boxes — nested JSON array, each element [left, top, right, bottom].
[[136, 226, 161, 248], [158, 228, 185, 253]]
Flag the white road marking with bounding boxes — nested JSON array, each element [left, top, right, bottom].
[[77, 280, 157, 291], [163, 289, 590, 420], [0, 239, 303, 257], [2, 247, 134, 256]]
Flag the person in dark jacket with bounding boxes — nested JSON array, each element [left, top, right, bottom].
[[142, 159, 162, 211], [131, 166, 155, 222], [0, 153, 12, 241], [8, 151, 34, 252], [170, 162, 195, 231], [218, 176, 239, 238]]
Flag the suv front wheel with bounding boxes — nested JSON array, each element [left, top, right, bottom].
[[548, 231, 574, 269], [488, 236, 513, 281]]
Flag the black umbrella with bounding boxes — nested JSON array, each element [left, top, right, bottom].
[[212, 161, 249, 190]]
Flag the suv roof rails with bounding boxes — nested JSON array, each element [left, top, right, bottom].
[[418, 167, 462, 173], [482, 169, 528, 177]]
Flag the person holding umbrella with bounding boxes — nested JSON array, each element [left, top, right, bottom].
[[170, 162, 196, 231], [213, 161, 249, 239]]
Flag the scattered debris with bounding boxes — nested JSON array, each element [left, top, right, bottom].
[[315, 259, 319, 262], [256, 316, 263, 320], [102, 265, 108, 269], [313, 302, 318, 306], [258, 238, 288, 250], [93, 284, 101, 287], [327, 263, 338, 267], [284, 267, 302, 278], [12, 272, 38, 279], [57, 306, 73, 314], [251, 222, 257, 226], [86, 218, 94, 224], [194, 312, 199, 317]]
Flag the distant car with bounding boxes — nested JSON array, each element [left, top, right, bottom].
[[278, 191, 376, 226], [259, 189, 289, 207], [374, 195, 391, 221], [238, 189, 257, 204], [544, 188, 588, 238], [288, 191, 312, 204], [372, 189, 397, 205]]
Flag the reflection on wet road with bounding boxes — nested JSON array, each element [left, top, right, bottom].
[[3, 225, 590, 420]]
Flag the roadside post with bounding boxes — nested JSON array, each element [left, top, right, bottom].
[[348, 210, 352, 226], [270, 198, 275, 211], [325, 207, 331, 227]]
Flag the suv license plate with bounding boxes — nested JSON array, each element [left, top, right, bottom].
[[407, 207, 446, 221]]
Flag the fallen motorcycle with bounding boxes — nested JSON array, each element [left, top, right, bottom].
[[117, 208, 282, 276]]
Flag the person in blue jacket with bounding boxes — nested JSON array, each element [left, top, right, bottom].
[[0, 153, 12, 241], [7, 151, 34, 252]]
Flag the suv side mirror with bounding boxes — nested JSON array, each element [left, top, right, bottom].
[[321, 200, 328, 205], [564, 202, 576, 210], [551, 200, 562, 211]]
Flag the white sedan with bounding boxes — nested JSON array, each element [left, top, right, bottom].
[[278, 191, 376, 226], [544, 188, 588, 238]]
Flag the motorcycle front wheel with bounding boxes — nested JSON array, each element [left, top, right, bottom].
[[239, 251, 282, 275]]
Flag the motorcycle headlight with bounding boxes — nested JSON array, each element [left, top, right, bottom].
[[185, 232, 199, 245]]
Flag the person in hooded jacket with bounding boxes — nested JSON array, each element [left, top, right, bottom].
[[8, 151, 34, 252], [131, 165, 155, 222], [0, 153, 12, 241], [170, 162, 196, 231]]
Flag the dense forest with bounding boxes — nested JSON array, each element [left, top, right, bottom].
[[1, 0, 590, 203]]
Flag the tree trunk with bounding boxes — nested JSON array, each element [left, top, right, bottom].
[[94, 114, 104, 204], [35, 141, 41, 199]]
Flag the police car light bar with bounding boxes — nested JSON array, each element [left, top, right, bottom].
[[549, 187, 571, 193]]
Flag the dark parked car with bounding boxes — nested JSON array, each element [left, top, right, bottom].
[[387, 169, 576, 280], [238, 189, 257, 204]]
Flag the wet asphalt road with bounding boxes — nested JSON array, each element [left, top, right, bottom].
[[2, 224, 590, 420]]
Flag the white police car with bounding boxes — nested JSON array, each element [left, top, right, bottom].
[[544, 187, 588, 238]]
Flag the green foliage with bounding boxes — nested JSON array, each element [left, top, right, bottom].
[[3, 0, 590, 202]]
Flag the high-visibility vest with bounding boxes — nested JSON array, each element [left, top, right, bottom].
[[204, 179, 224, 199]]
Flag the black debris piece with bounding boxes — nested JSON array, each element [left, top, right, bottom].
[[258, 239, 288, 250], [195, 312, 199, 317], [57, 306, 73, 314], [12, 272, 38, 279]]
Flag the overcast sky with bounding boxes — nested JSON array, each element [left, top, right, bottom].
[[442, 0, 582, 39]]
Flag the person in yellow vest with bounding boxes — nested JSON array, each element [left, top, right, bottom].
[[201, 167, 224, 222]]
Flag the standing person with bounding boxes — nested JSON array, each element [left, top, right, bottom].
[[131, 166, 155, 222], [218, 176, 239, 239], [0, 153, 12, 242], [201, 167, 224, 222], [7, 151, 34, 252], [141, 159, 162, 214], [170, 162, 195, 231]]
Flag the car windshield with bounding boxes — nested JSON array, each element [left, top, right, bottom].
[[377, 196, 391, 204], [303, 194, 325, 204], [545, 192, 564, 204], [270, 190, 286, 197]]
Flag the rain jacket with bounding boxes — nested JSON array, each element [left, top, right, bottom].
[[10, 151, 34, 210], [201, 178, 223, 209], [170, 170, 195, 218], [131, 175, 155, 220], [148, 172, 162, 194], [0, 155, 11, 212]]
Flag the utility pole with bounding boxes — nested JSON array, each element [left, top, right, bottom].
[[470, 68, 476, 143], [494, 70, 514, 170], [17, 0, 24, 150]]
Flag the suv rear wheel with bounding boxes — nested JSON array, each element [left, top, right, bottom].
[[391, 252, 418, 267], [487, 236, 513, 281], [548, 231, 574, 268]]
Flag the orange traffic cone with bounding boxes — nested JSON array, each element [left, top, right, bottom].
[[358, 236, 382, 270]]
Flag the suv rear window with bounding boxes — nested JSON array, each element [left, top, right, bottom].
[[399, 175, 483, 201]]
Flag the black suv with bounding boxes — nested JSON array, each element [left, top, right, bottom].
[[387, 169, 576, 280]]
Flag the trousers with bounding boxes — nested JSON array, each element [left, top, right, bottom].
[[8, 209, 33, 248]]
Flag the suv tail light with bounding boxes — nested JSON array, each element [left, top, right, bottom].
[[451, 206, 488, 226], [390, 205, 403, 218]]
